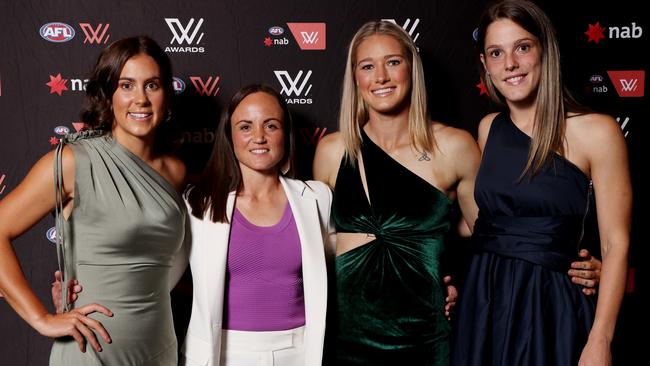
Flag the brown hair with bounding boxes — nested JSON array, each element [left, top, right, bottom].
[[81, 36, 174, 130], [186, 84, 296, 223], [477, 0, 588, 177]]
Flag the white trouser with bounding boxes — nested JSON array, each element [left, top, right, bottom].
[[220, 326, 305, 366]]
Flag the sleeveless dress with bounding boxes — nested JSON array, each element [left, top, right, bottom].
[[330, 129, 452, 366], [451, 113, 595, 366], [49, 132, 187, 366]]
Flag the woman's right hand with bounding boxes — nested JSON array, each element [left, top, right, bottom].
[[33, 304, 113, 353]]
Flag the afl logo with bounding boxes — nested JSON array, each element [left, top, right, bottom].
[[172, 77, 185, 94], [268, 26, 284, 36], [590, 75, 604, 83], [46, 227, 57, 244], [54, 126, 70, 135], [40, 22, 75, 43]]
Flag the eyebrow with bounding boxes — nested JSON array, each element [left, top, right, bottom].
[[357, 53, 405, 63], [485, 37, 536, 49], [118, 76, 162, 81]]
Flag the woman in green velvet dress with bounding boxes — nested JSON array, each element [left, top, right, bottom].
[[313, 21, 481, 365]]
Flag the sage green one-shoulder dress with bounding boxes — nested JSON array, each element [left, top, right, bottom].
[[49, 132, 186, 366]]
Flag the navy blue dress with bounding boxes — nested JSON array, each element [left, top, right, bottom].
[[451, 113, 595, 366]]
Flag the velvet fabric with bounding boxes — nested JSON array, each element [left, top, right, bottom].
[[330, 129, 452, 366]]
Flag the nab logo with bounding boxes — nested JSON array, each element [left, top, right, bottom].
[[165, 18, 205, 53], [607, 70, 645, 97], [0, 174, 7, 196], [40, 22, 75, 43], [46, 74, 88, 96], [274, 70, 313, 105], [585, 22, 643, 44], [382, 18, 420, 42], [54, 126, 70, 135], [46, 227, 57, 244], [173, 77, 186, 94], [589, 74, 608, 94], [79, 23, 110, 44], [190, 76, 220, 96], [265, 25, 289, 47], [616, 117, 630, 138], [287, 23, 326, 50]]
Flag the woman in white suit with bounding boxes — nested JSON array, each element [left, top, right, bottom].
[[181, 84, 334, 366]]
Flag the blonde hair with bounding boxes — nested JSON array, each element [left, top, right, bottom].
[[339, 20, 434, 162], [478, 0, 587, 177]]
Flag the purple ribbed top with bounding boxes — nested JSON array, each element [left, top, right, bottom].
[[222, 203, 305, 331]]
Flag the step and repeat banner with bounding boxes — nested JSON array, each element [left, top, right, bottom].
[[0, 0, 646, 364]]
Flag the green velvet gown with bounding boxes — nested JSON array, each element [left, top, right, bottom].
[[330, 129, 452, 365]]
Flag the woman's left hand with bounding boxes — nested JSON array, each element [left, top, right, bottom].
[[568, 249, 602, 296], [443, 276, 458, 320], [51, 270, 82, 313], [578, 336, 611, 366]]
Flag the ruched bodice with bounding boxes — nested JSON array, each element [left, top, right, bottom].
[[331, 129, 452, 365], [50, 132, 186, 366], [452, 113, 595, 366]]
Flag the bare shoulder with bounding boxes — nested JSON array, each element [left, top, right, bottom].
[[478, 112, 500, 136], [161, 154, 186, 191], [432, 122, 478, 156], [315, 131, 344, 157], [313, 131, 345, 188], [567, 113, 624, 146]]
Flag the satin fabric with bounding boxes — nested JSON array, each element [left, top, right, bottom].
[[451, 113, 595, 366], [330, 129, 452, 366], [49, 132, 186, 366]]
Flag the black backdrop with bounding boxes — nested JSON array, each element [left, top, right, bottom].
[[0, 0, 646, 364]]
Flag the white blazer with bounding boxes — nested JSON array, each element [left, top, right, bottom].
[[177, 177, 335, 366]]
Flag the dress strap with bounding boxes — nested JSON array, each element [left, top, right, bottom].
[[53, 140, 69, 313], [51, 129, 104, 312]]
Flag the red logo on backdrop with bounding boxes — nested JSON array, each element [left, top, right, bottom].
[[0, 174, 7, 195], [476, 80, 488, 96], [607, 70, 645, 97], [287, 23, 326, 50], [72, 122, 87, 132], [585, 22, 643, 43], [300, 127, 328, 146], [39, 22, 75, 42], [190, 76, 220, 96], [46, 73, 69, 96], [79, 23, 110, 44], [584, 22, 606, 44]]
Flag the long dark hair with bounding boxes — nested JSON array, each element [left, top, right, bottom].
[[81, 36, 174, 131], [477, 0, 589, 178], [186, 84, 296, 223]]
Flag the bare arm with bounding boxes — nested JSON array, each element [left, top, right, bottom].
[[0, 147, 112, 352], [579, 115, 631, 366], [313, 131, 344, 189]]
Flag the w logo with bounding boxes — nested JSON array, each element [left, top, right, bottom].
[[190, 76, 220, 96], [607, 70, 645, 97], [274, 70, 313, 96], [0, 174, 7, 195], [616, 117, 630, 138], [382, 18, 421, 42], [165, 18, 205, 45], [301, 31, 319, 44], [287, 23, 326, 50], [79, 23, 110, 44]]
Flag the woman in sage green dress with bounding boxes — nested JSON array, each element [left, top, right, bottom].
[[0, 36, 187, 365]]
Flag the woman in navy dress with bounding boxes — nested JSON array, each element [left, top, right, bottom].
[[452, 1, 631, 365]]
